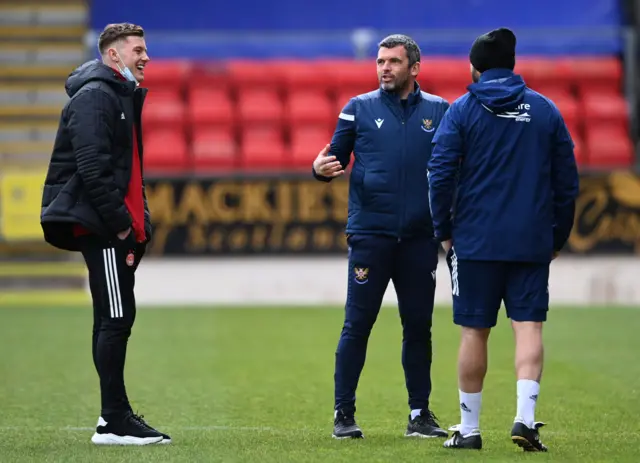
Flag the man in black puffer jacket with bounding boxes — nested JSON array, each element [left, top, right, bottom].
[[41, 22, 170, 446]]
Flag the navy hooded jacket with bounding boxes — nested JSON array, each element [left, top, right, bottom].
[[427, 68, 579, 263], [314, 83, 449, 239]]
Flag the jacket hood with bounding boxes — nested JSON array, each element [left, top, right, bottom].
[[65, 60, 135, 97], [467, 68, 526, 113]]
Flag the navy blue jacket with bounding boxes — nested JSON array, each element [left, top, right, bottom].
[[314, 83, 449, 239], [428, 69, 579, 263]]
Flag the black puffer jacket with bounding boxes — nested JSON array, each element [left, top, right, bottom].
[[40, 60, 151, 251]]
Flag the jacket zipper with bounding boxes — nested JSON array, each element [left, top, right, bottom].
[[398, 113, 406, 242]]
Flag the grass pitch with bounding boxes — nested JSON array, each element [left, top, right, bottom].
[[0, 305, 639, 462]]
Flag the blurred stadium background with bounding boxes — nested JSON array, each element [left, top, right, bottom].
[[1, 1, 640, 461], [0, 0, 639, 306]]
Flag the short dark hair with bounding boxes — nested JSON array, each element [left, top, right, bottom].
[[98, 23, 145, 54], [378, 34, 421, 67]]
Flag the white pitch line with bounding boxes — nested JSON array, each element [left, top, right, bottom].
[[0, 425, 275, 432]]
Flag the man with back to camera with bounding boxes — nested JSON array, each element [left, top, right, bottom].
[[312, 34, 450, 439], [427, 28, 579, 451], [40, 23, 171, 445]]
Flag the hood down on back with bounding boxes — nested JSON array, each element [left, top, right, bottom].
[[467, 69, 526, 113], [65, 60, 133, 98]]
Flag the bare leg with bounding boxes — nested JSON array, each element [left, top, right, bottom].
[[457, 327, 491, 434], [512, 321, 544, 426]]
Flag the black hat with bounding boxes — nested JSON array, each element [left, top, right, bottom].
[[469, 28, 516, 73]]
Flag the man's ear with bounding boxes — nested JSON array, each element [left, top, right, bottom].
[[107, 48, 119, 63], [411, 62, 420, 78]]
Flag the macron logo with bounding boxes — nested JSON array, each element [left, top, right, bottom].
[[374, 118, 384, 128], [121, 112, 125, 120]]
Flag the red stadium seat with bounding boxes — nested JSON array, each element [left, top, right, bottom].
[[583, 93, 629, 133], [335, 91, 355, 115], [192, 128, 238, 170], [144, 88, 183, 102], [286, 91, 334, 130], [239, 127, 287, 169], [550, 95, 580, 137], [139, 60, 190, 92], [241, 126, 282, 143], [563, 57, 623, 95], [226, 60, 281, 92], [236, 89, 284, 127], [188, 88, 235, 130], [290, 126, 333, 167], [572, 136, 585, 166], [566, 122, 581, 147], [281, 61, 332, 93], [437, 89, 466, 105], [515, 58, 571, 93], [535, 86, 574, 102], [585, 127, 634, 168], [334, 61, 379, 95], [421, 58, 470, 94], [142, 91, 186, 131], [189, 62, 231, 91], [143, 129, 189, 172]]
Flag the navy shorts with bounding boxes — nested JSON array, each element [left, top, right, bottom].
[[446, 247, 549, 328]]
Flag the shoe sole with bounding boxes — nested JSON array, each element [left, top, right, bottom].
[[332, 433, 364, 439], [444, 444, 482, 450], [512, 435, 547, 452], [156, 438, 172, 445], [405, 432, 448, 438], [91, 433, 163, 446]]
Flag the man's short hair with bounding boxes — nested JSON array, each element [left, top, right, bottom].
[[98, 23, 145, 54], [378, 34, 421, 67]]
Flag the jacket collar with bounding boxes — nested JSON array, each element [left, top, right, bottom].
[[478, 68, 515, 83], [381, 81, 422, 106]]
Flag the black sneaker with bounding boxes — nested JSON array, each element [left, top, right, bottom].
[[443, 424, 482, 450], [405, 409, 448, 438], [130, 413, 172, 444], [511, 420, 547, 452], [332, 408, 364, 439], [91, 411, 163, 445]]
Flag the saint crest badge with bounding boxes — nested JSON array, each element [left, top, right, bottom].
[[421, 118, 434, 133], [354, 267, 369, 284]]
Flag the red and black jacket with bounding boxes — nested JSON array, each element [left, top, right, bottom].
[[41, 60, 152, 251]]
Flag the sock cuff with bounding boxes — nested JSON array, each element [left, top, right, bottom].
[[459, 390, 483, 397], [517, 379, 539, 386]]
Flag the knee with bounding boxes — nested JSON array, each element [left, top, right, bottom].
[[341, 317, 375, 340], [402, 314, 432, 338], [100, 315, 134, 338], [461, 326, 491, 342]]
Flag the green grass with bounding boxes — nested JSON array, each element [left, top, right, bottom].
[[0, 305, 639, 462]]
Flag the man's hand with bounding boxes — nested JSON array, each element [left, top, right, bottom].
[[313, 144, 344, 178], [441, 239, 452, 254], [117, 227, 131, 240]]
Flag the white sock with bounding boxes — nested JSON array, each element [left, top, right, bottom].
[[410, 409, 421, 420], [459, 390, 482, 435], [516, 379, 540, 427]]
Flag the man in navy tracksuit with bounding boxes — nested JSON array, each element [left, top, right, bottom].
[[312, 34, 450, 440], [427, 28, 579, 452]]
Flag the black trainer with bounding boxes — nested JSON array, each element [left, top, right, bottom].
[[443, 424, 482, 450], [511, 420, 547, 452], [405, 409, 448, 438], [91, 411, 163, 445], [332, 408, 364, 439], [131, 413, 172, 444]]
